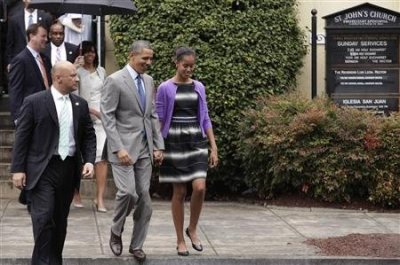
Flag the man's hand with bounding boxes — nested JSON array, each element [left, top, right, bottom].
[[82, 163, 94, 178], [117, 149, 133, 166], [153, 150, 164, 166], [12, 173, 26, 190]]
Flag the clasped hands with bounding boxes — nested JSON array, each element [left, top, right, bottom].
[[117, 149, 164, 166]]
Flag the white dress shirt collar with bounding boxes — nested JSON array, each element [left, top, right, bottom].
[[126, 64, 145, 97], [51, 86, 68, 101], [26, 45, 39, 59], [126, 64, 143, 78], [27, 46, 43, 73], [127, 64, 141, 80]]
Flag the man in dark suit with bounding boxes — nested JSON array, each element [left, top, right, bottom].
[[43, 22, 79, 66], [8, 23, 51, 124], [0, 0, 6, 94], [11, 60, 96, 265], [6, 0, 52, 65]]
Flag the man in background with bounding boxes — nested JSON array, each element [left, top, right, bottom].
[[6, 0, 52, 66], [43, 21, 78, 66], [8, 22, 52, 211], [8, 23, 51, 124]]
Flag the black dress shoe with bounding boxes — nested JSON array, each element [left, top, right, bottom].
[[129, 248, 146, 262], [176, 246, 189, 256], [109, 230, 122, 256], [185, 227, 203, 252]]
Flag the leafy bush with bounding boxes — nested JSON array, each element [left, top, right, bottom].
[[109, 0, 307, 195], [237, 93, 400, 207]]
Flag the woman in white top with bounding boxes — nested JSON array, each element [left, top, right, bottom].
[[73, 41, 108, 212]]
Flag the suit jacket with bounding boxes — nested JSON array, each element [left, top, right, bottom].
[[101, 66, 164, 164], [11, 89, 96, 190], [8, 47, 52, 121], [5, 9, 52, 64], [43, 42, 79, 65]]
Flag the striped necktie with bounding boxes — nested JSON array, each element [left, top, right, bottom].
[[55, 47, 61, 64], [136, 75, 146, 111], [58, 95, 70, 160]]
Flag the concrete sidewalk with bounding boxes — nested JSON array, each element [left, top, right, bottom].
[[0, 198, 399, 264]]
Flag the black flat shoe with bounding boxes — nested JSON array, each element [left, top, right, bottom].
[[176, 246, 189, 256], [185, 227, 203, 252]]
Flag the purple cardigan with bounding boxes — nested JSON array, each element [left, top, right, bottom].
[[156, 79, 212, 138]]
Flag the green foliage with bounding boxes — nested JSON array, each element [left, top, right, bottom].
[[109, 0, 307, 194], [237, 93, 400, 207]]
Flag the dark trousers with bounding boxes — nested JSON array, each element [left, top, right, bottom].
[[29, 156, 76, 265]]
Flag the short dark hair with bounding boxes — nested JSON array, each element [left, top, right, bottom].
[[79, 41, 99, 67], [50, 20, 65, 32], [26, 23, 47, 41], [174, 46, 196, 62]]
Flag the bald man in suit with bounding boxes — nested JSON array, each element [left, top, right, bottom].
[[11, 61, 96, 265]]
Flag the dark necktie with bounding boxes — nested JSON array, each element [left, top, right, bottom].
[[136, 75, 146, 111]]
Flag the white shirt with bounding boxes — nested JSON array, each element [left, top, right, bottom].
[[26, 45, 42, 73], [50, 42, 67, 66], [24, 9, 38, 30], [51, 86, 76, 156], [126, 64, 145, 95]]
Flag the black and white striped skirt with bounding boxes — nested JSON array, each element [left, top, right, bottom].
[[159, 117, 208, 183]]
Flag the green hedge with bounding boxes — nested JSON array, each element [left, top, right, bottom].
[[237, 93, 400, 207], [109, 0, 307, 195]]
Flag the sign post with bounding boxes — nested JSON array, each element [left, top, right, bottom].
[[323, 3, 400, 114], [311, 9, 318, 99]]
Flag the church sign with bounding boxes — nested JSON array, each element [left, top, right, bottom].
[[323, 3, 400, 114]]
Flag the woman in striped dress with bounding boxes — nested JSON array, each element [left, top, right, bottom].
[[156, 47, 218, 256]]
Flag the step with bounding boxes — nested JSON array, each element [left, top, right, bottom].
[[0, 129, 15, 146], [0, 111, 13, 129], [0, 162, 11, 179], [0, 179, 19, 199], [0, 94, 9, 112], [0, 178, 118, 199], [77, 178, 118, 199], [0, 146, 12, 163]]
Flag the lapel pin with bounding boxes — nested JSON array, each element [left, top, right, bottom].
[[75, 102, 79, 106], [68, 51, 72, 55]]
